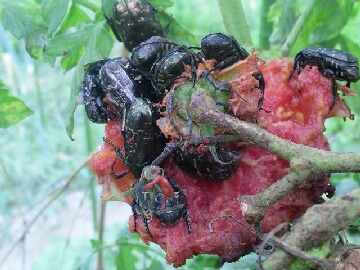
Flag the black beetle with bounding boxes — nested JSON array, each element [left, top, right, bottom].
[[99, 57, 138, 123], [131, 36, 178, 72], [292, 47, 359, 96], [131, 165, 191, 237], [251, 71, 266, 110], [200, 33, 267, 109], [103, 0, 165, 51], [81, 60, 110, 123], [99, 57, 158, 119], [173, 146, 240, 181], [200, 33, 250, 70], [151, 46, 197, 93], [103, 98, 165, 178]]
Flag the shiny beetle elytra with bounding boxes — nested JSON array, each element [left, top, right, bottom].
[[99, 57, 157, 120], [131, 166, 191, 237], [131, 36, 178, 72], [81, 60, 113, 123], [103, 0, 165, 51], [151, 46, 197, 93], [173, 146, 240, 181], [292, 47, 359, 96], [200, 33, 250, 70], [99, 57, 137, 121], [104, 98, 165, 178]]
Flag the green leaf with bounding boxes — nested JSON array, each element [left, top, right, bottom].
[[308, 0, 354, 44], [289, 241, 330, 270], [60, 47, 85, 71], [0, 1, 53, 62], [41, 0, 70, 35], [44, 26, 95, 57], [149, 0, 174, 8], [338, 35, 360, 57], [269, 0, 296, 46], [115, 245, 138, 270], [90, 239, 100, 249], [157, 11, 199, 46], [268, 1, 282, 22], [217, 0, 252, 47], [147, 259, 165, 270], [65, 19, 113, 140], [289, 0, 356, 56], [58, 3, 91, 35], [102, 0, 118, 18], [0, 81, 33, 128]]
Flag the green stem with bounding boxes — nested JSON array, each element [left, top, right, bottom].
[[258, 0, 274, 49], [97, 202, 106, 270], [217, 0, 253, 47], [280, 0, 316, 57], [83, 112, 98, 231]]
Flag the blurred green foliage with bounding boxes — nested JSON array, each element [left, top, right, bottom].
[[0, 0, 359, 269]]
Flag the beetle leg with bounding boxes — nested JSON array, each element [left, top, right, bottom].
[[251, 71, 270, 112], [140, 213, 153, 237], [166, 177, 192, 233], [201, 71, 230, 91], [184, 209, 192, 234], [323, 68, 338, 103], [163, 75, 188, 90], [166, 90, 183, 138], [183, 108, 193, 136], [290, 53, 303, 79], [111, 161, 130, 179], [103, 138, 131, 179], [151, 141, 183, 166], [208, 145, 240, 166], [132, 201, 153, 237], [103, 138, 126, 161], [163, 14, 173, 36], [212, 55, 241, 71], [121, 108, 127, 135], [131, 201, 138, 232], [101, 8, 123, 42]]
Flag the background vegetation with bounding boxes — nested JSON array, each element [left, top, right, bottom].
[[0, 0, 359, 269]]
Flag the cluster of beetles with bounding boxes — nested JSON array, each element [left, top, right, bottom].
[[81, 0, 359, 237]]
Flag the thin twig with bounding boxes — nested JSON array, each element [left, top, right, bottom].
[[257, 223, 289, 270], [0, 155, 91, 268], [208, 214, 256, 234], [263, 188, 360, 269], [60, 183, 89, 269], [268, 236, 333, 270], [97, 202, 106, 270]]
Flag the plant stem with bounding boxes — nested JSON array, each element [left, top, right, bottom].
[[258, 0, 274, 49], [97, 202, 106, 270], [83, 111, 99, 231], [217, 0, 253, 47], [263, 188, 360, 269], [280, 0, 316, 57], [189, 90, 360, 222]]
